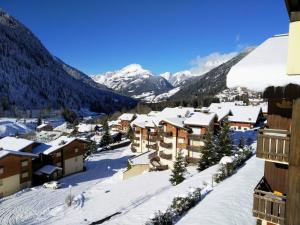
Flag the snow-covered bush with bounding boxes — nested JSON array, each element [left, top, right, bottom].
[[146, 188, 202, 225], [146, 210, 172, 225], [214, 146, 253, 183]]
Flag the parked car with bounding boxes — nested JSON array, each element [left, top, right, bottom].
[[43, 181, 61, 189]]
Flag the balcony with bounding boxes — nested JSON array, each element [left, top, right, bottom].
[[132, 143, 140, 147], [185, 156, 200, 164], [134, 136, 140, 141], [159, 151, 172, 160], [256, 129, 290, 164], [188, 134, 204, 141], [146, 143, 158, 150], [253, 177, 286, 225], [159, 141, 172, 149], [148, 136, 157, 142], [161, 131, 173, 138], [187, 145, 202, 152]]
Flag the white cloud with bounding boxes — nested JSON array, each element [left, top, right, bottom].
[[189, 52, 238, 75]]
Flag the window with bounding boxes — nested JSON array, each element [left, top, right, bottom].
[[0, 167, 3, 175], [192, 128, 201, 135], [238, 126, 241, 130], [21, 172, 28, 178], [0, 179, 3, 186], [56, 162, 62, 167], [178, 138, 185, 144], [56, 152, 61, 157], [21, 160, 28, 167], [74, 148, 79, 153]]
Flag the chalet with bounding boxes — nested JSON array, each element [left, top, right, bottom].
[[32, 136, 88, 180], [0, 136, 37, 153], [118, 113, 135, 133], [208, 102, 263, 130], [108, 120, 121, 132], [36, 123, 53, 132], [226, 1, 300, 224], [0, 150, 37, 197]]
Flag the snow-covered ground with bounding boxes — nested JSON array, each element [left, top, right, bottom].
[[177, 156, 263, 225], [0, 146, 132, 225], [0, 118, 35, 137], [0, 144, 263, 225]]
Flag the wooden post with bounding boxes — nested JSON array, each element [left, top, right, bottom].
[[286, 98, 300, 225]]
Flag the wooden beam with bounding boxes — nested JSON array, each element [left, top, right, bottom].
[[286, 98, 300, 225]]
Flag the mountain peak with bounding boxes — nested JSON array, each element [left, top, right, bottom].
[[119, 64, 151, 77]]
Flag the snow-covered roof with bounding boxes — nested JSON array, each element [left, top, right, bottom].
[[184, 112, 217, 127], [129, 150, 156, 165], [160, 107, 194, 118], [227, 34, 300, 92], [36, 123, 52, 129], [258, 102, 268, 114], [0, 149, 37, 160], [160, 117, 186, 129], [131, 114, 157, 128], [77, 123, 98, 133], [0, 137, 34, 151], [119, 113, 135, 121], [108, 120, 120, 127], [208, 102, 261, 124], [228, 106, 261, 124], [207, 104, 233, 122], [34, 165, 62, 175], [33, 136, 86, 155], [219, 156, 234, 165], [53, 122, 74, 134]]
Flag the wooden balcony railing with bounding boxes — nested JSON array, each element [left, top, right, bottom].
[[253, 177, 286, 225], [161, 131, 173, 138], [148, 136, 157, 142], [185, 156, 200, 164], [146, 143, 158, 150], [134, 136, 140, 141], [256, 129, 290, 164], [132, 143, 140, 147], [187, 145, 202, 152], [188, 134, 204, 141], [159, 151, 172, 160], [159, 141, 172, 149]]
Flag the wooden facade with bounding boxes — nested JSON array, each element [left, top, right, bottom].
[[0, 153, 35, 197], [254, 85, 300, 225]]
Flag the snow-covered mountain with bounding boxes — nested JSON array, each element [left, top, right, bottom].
[[92, 64, 173, 101], [0, 9, 136, 114], [160, 71, 193, 87]]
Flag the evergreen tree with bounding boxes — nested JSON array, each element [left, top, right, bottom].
[[238, 136, 245, 149], [197, 130, 216, 172], [216, 122, 233, 161], [37, 117, 42, 126], [126, 126, 134, 141], [100, 119, 112, 146], [170, 151, 187, 185]]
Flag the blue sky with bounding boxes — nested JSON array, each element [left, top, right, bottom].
[[1, 0, 289, 75]]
